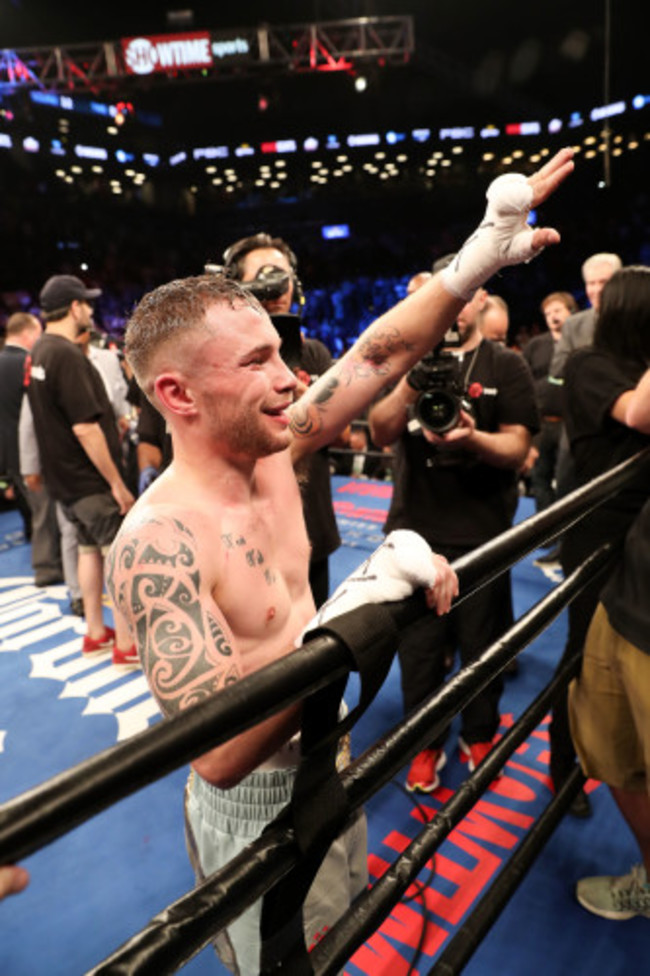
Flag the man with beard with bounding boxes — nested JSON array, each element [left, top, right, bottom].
[[368, 252, 539, 793], [27, 275, 137, 668]]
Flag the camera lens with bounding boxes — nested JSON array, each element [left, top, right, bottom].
[[416, 390, 460, 435]]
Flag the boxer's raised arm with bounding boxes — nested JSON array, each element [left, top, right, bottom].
[[290, 147, 574, 462]]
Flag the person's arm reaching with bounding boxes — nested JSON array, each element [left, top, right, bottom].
[[300, 530, 459, 640], [290, 148, 574, 463]]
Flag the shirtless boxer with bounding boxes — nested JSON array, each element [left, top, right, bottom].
[[106, 148, 574, 973]]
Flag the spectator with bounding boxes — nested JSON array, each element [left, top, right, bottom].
[[524, 291, 579, 513], [550, 253, 623, 379], [0, 312, 43, 545], [548, 252, 623, 517], [571, 491, 650, 919], [27, 275, 137, 668], [549, 266, 650, 817], [19, 396, 82, 614]]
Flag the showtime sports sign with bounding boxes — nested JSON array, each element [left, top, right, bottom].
[[122, 32, 216, 75]]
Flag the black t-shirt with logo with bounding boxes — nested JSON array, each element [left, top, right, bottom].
[[28, 333, 123, 504], [384, 339, 539, 549]]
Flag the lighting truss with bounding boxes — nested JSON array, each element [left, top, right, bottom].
[[0, 16, 414, 95]]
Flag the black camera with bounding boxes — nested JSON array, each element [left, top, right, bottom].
[[203, 261, 291, 304], [238, 264, 292, 303], [203, 261, 301, 368], [407, 326, 470, 435]]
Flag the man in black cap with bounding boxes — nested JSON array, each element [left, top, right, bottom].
[[28, 275, 138, 668]]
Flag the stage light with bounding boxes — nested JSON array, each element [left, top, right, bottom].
[[354, 76, 368, 93]]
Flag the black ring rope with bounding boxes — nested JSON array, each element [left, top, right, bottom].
[[1, 450, 643, 868], [87, 545, 613, 975], [309, 649, 587, 976], [0, 448, 645, 972]]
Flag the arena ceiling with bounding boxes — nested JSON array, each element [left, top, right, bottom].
[[2, 0, 645, 143]]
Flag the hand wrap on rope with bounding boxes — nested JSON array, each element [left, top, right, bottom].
[[299, 529, 438, 644], [441, 173, 537, 300]]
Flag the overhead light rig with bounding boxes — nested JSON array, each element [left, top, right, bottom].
[[0, 16, 413, 96]]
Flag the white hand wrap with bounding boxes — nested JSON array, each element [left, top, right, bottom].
[[441, 173, 536, 301], [299, 529, 436, 643]]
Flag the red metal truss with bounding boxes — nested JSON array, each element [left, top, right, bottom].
[[0, 16, 413, 95]]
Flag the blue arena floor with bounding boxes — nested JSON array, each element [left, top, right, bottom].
[[0, 477, 646, 975]]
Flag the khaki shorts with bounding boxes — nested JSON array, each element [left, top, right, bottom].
[[569, 603, 650, 793]]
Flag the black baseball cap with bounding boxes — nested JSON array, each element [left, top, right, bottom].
[[39, 275, 102, 314]]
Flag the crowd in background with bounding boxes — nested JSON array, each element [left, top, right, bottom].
[[2, 151, 649, 356]]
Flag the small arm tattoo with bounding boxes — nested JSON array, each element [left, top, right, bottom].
[[221, 533, 246, 549], [356, 324, 415, 363], [290, 327, 415, 441], [108, 517, 240, 717]]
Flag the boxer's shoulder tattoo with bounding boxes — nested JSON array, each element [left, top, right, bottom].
[[107, 516, 240, 717]]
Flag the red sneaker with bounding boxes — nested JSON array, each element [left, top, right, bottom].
[[82, 626, 115, 657], [459, 736, 501, 776], [406, 748, 446, 793], [112, 644, 140, 670]]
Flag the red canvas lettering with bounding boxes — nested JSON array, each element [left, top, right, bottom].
[[349, 931, 419, 976]]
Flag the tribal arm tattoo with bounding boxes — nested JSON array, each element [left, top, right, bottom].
[[107, 517, 240, 718]]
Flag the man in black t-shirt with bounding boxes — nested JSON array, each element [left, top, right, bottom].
[[28, 275, 138, 669], [369, 258, 539, 792]]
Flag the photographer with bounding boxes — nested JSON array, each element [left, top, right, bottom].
[[368, 256, 539, 791]]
